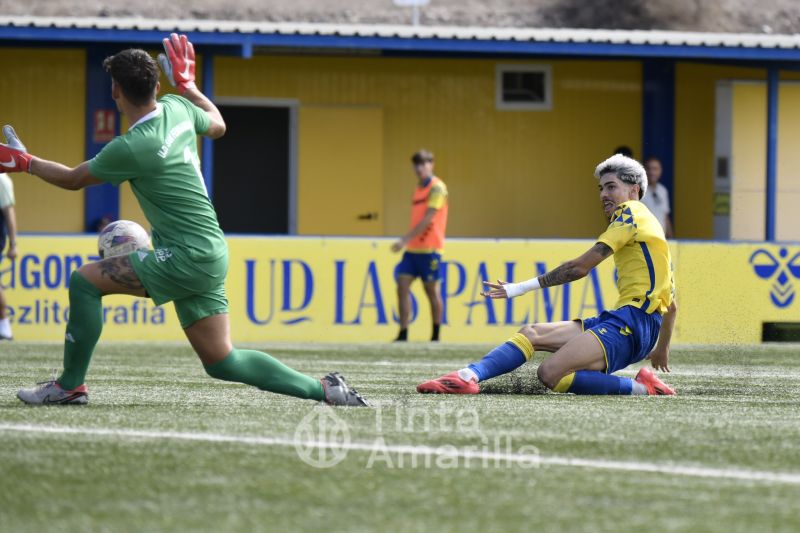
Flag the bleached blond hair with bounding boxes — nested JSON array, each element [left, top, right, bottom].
[[594, 153, 648, 199]]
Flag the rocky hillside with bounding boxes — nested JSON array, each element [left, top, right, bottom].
[[1, 0, 798, 34]]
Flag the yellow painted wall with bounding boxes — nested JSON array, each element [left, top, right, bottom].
[[0, 48, 85, 232], [730, 82, 767, 240], [215, 56, 641, 238], [674, 63, 762, 239], [729, 81, 800, 241], [298, 106, 384, 235], [674, 63, 800, 240], [0, 47, 199, 235], [776, 84, 800, 241], [10, 49, 800, 244]]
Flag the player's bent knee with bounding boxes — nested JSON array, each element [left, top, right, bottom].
[[75, 262, 98, 282], [71, 268, 86, 283], [198, 342, 234, 373], [204, 359, 229, 380], [69, 268, 101, 296], [536, 360, 561, 390], [518, 324, 539, 346]]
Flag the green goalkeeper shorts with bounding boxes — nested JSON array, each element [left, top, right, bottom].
[[128, 246, 229, 329]]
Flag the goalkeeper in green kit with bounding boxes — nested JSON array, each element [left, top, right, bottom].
[[3, 34, 368, 406]]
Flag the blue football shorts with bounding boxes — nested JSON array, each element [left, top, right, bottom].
[[579, 305, 662, 374], [395, 251, 442, 283]]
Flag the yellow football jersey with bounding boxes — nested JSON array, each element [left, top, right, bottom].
[[596, 201, 674, 314]]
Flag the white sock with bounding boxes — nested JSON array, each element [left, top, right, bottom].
[[631, 381, 648, 395], [0, 317, 11, 338], [458, 368, 479, 383]]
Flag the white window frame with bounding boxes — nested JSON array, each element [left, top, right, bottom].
[[495, 63, 553, 111]]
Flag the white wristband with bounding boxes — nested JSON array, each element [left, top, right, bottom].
[[503, 277, 541, 298]]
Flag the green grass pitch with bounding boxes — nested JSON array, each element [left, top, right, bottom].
[[2, 341, 800, 532]]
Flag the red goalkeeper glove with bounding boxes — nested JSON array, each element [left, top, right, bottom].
[[0, 125, 32, 173], [157, 33, 197, 95]]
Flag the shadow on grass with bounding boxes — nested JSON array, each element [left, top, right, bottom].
[[479, 367, 550, 395]]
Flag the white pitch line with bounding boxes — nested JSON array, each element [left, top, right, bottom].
[[1, 423, 799, 485]]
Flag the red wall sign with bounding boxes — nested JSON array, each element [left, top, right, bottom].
[[93, 109, 116, 144]]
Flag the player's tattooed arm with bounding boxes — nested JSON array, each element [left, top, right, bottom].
[[538, 242, 613, 288], [482, 242, 612, 298], [99, 256, 145, 291]]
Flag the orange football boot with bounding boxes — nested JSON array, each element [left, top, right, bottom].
[[417, 371, 479, 394], [635, 367, 676, 396]]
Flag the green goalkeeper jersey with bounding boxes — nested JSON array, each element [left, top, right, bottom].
[[88, 94, 226, 261]]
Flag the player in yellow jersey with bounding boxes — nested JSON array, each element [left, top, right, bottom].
[[392, 149, 448, 342], [418, 154, 677, 396]]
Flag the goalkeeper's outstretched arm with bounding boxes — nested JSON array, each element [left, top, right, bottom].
[[0, 125, 101, 190], [29, 160, 101, 191]]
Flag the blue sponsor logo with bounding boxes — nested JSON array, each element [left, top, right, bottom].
[[244, 258, 608, 327], [0, 253, 99, 290], [749, 247, 800, 308], [0, 253, 166, 326]]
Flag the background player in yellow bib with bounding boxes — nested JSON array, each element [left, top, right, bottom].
[[391, 149, 448, 342], [418, 154, 677, 396]]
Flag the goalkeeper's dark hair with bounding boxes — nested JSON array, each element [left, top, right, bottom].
[[103, 49, 159, 107]]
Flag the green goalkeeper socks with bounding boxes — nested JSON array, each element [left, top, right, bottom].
[[204, 348, 325, 401], [56, 271, 325, 401], [58, 271, 103, 390]]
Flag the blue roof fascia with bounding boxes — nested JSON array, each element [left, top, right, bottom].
[[1, 24, 800, 62]]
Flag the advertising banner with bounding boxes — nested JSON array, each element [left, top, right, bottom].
[[2, 236, 797, 344]]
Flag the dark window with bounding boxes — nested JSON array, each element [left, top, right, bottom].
[[213, 105, 291, 234], [496, 65, 551, 110], [502, 71, 546, 103]]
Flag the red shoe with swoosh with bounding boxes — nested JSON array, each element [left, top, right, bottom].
[[417, 371, 479, 394], [635, 367, 676, 396], [17, 378, 89, 405], [0, 125, 33, 173]]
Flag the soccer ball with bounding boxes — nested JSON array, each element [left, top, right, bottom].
[[98, 220, 151, 259]]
